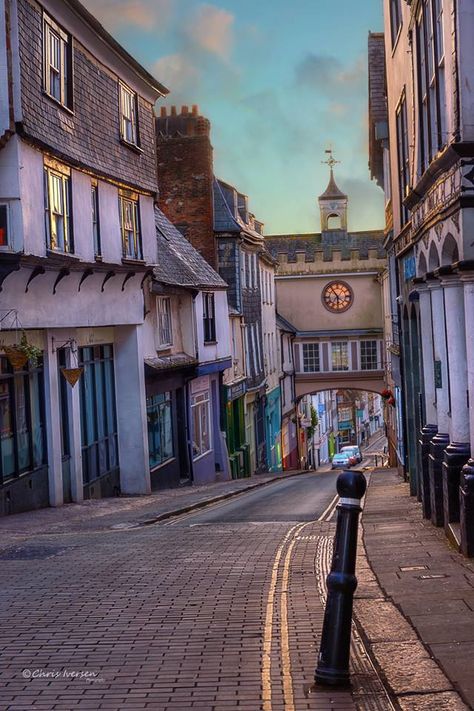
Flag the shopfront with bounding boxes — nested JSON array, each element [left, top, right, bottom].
[[222, 379, 250, 478]]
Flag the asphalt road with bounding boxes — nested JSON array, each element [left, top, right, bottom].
[[168, 469, 340, 524]]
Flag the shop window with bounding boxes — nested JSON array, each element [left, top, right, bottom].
[[147, 392, 174, 469], [79, 345, 118, 484], [0, 356, 46, 482], [191, 390, 211, 459]]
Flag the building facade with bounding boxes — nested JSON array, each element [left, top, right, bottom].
[[0, 0, 167, 513], [372, 0, 474, 554]]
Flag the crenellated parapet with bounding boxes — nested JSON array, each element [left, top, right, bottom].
[[265, 232, 386, 275]]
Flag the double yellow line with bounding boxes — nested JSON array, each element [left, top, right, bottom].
[[262, 493, 338, 711]]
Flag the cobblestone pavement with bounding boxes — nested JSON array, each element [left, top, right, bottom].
[[0, 501, 360, 710], [360, 469, 474, 710]]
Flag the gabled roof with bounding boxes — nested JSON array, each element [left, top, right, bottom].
[[213, 178, 264, 243], [154, 208, 227, 290], [319, 169, 347, 200]]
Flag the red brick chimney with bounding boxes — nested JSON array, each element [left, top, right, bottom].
[[156, 105, 216, 270]]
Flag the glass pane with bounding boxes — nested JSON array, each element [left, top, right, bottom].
[[30, 370, 45, 466], [0, 380, 15, 478], [162, 397, 174, 461], [15, 375, 31, 471]]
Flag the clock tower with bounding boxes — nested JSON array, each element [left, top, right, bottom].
[[318, 150, 348, 232]]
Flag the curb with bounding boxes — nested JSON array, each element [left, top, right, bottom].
[[354, 475, 469, 711]]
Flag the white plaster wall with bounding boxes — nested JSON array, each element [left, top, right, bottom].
[[139, 195, 157, 264], [0, 137, 24, 252], [72, 169, 94, 262], [0, 0, 9, 136], [97, 180, 120, 264], [142, 293, 190, 359], [1, 267, 145, 328], [18, 141, 46, 256], [196, 290, 231, 363], [458, 0, 474, 140]]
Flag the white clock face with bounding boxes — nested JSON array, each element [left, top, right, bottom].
[[322, 281, 353, 312]]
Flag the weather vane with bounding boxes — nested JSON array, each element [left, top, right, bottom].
[[322, 147, 340, 170]]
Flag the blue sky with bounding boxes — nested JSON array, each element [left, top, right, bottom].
[[84, 0, 384, 234]]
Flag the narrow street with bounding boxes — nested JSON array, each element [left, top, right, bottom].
[[0, 467, 386, 711]]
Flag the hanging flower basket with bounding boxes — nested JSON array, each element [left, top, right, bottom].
[[61, 367, 84, 387], [381, 389, 393, 400], [3, 346, 29, 370], [387, 396, 396, 407]]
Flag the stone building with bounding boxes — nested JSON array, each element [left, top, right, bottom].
[[156, 107, 270, 475], [0, 0, 167, 513], [371, 0, 474, 555], [143, 208, 231, 489], [266, 162, 387, 466]]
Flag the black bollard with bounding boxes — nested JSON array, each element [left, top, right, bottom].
[[460, 459, 474, 557], [315, 469, 367, 687]]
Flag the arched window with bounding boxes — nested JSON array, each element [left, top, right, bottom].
[[441, 233, 459, 266], [428, 242, 440, 272], [327, 213, 341, 230]]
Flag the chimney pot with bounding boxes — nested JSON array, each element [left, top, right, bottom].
[[170, 105, 177, 116], [160, 106, 167, 118], [192, 104, 199, 116]]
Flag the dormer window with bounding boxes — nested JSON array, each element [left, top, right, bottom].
[[119, 82, 139, 146], [43, 14, 72, 109]]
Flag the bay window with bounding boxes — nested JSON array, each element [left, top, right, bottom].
[[157, 297, 173, 348], [331, 342, 349, 371], [43, 14, 72, 109]]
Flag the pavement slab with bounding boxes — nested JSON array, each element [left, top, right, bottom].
[[362, 469, 474, 709]]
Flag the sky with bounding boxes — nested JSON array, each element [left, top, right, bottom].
[[82, 0, 385, 235]]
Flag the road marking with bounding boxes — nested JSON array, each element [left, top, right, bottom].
[[280, 535, 299, 711], [318, 494, 338, 522]]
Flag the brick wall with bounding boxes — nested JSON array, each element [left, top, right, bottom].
[[156, 108, 216, 269], [17, 0, 157, 193]]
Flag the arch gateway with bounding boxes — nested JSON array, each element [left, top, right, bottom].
[[265, 161, 387, 402]]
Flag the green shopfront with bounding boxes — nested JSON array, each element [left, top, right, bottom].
[[222, 380, 250, 478]]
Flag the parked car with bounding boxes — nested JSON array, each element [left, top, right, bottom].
[[331, 452, 352, 469], [341, 445, 362, 464]]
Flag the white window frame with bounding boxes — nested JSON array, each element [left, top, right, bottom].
[[0, 203, 10, 250], [119, 192, 142, 260], [360, 340, 379, 371], [44, 164, 72, 253], [91, 183, 101, 257], [191, 390, 212, 460], [241, 249, 247, 289], [43, 15, 71, 109], [331, 341, 350, 372], [302, 343, 320, 373], [156, 297, 173, 349], [119, 82, 139, 146]]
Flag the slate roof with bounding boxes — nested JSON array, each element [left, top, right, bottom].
[[154, 207, 227, 289], [319, 169, 347, 200], [265, 230, 385, 260], [276, 313, 297, 333], [213, 178, 264, 243]]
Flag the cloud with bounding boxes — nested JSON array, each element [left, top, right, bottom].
[[295, 53, 366, 100], [184, 4, 234, 59], [152, 53, 200, 93], [82, 0, 173, 31]]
